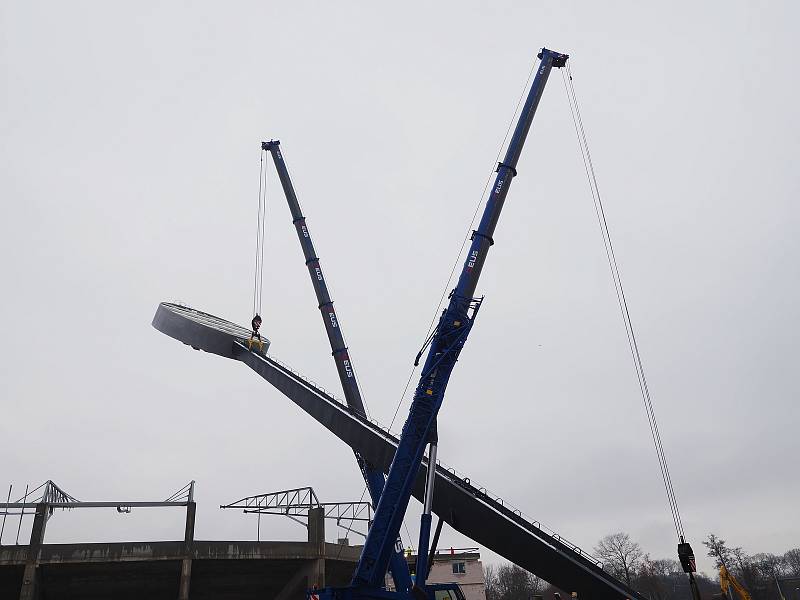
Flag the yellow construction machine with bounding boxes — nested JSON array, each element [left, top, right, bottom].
[[716, 565, 752, 600]]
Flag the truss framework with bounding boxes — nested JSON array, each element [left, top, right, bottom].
[[221, 486, 373, 529]]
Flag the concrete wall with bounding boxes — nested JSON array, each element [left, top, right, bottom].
[[0, 540, 361, 600]]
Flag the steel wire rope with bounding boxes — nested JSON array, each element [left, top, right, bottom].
[[567, 74, 688, 537], [259, 156, 268, 316], [252, 150, 267, 317], [403, 522, 416, 555], [560, 64, 685, 539], [561, 66, 685, 537]]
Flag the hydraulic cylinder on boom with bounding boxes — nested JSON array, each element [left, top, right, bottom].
[[316, 47, 568, 600], [261, 141, 413, 592]]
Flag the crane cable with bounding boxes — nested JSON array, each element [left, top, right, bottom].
[[252, 149, 268, 318], [560, 64, 686, 541]]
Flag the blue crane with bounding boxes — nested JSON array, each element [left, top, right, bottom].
[[317, 47, 569, 600]]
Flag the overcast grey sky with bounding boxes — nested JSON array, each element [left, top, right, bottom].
[[1, 1, 798, 577]]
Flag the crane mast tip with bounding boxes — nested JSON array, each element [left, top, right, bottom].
[[539, 48, 569, 67], [261, 140, 280, 151]]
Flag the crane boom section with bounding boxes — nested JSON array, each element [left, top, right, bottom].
[[262, 141, 413, 592], [262, 141, 365, 412], [351, 48, 568, 588]]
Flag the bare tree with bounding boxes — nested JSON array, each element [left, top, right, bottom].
[[784, 548, 800, 577], [703, 535, 774, 599], [484, 564, 499, 600], [751, 553, 784, 581], [639, 555, 680, 578], [703, 533, 737, 570], [635, 555, 673, 600], [594, 532, 644, 585], [487, 563, 545, 600], [731, 546, 752, 572]]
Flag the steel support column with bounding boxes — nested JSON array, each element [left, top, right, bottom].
[[18, 503, 47, 600], [307, 507, 326, 589], [178, 501, 196, 600]]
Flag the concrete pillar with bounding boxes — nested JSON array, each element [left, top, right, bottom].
[[311, 558, 326, 590], [178, 559, 192, 600], [307, 507, 325, 589], [178, 502, 196, 600], [307, 507, 325, 545], [18, 503, 48, 600]]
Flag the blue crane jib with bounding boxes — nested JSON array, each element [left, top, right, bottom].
[[316, 47, 569, 600]]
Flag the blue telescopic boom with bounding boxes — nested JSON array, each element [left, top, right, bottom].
[[350, 48, 568, 591]]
